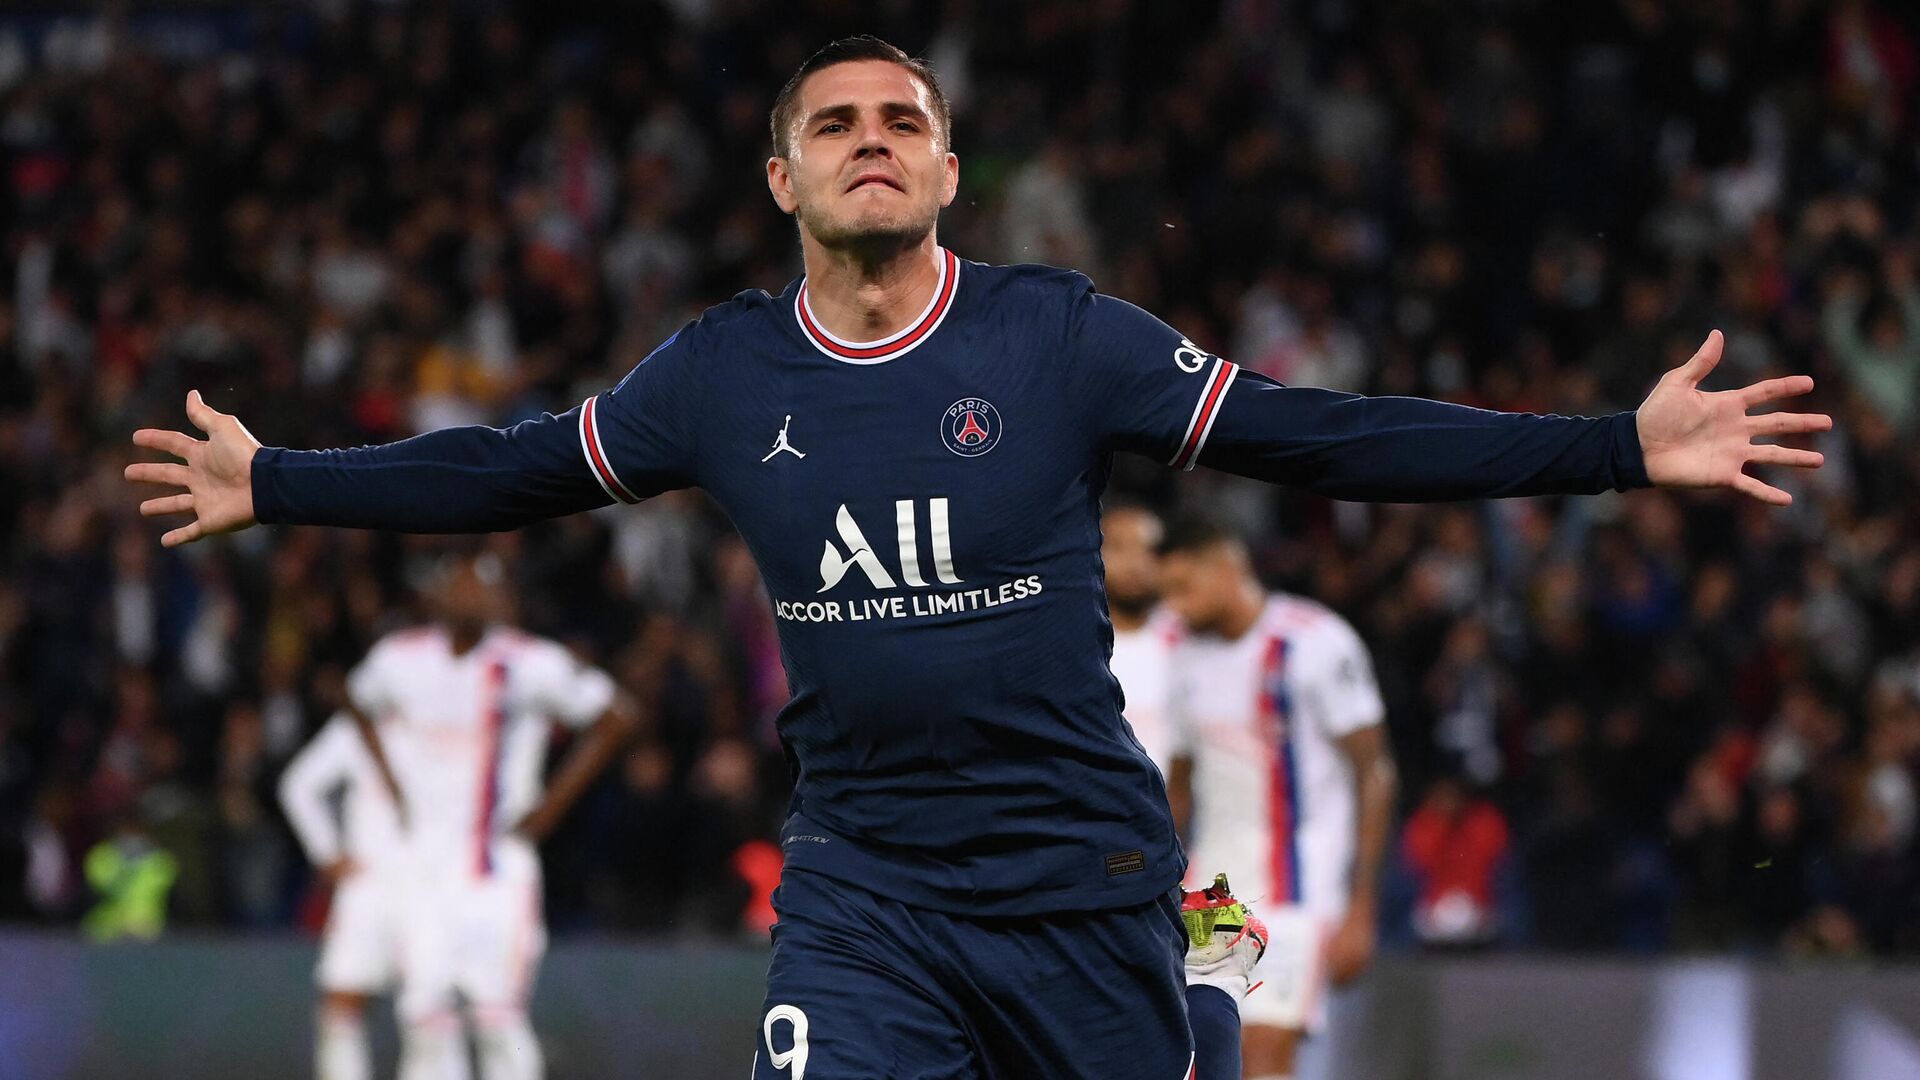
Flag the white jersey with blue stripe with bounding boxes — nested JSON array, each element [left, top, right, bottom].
[[346, 625, 614, 880], [1108, 607, 1185, 777], [1171, 594, 1385, 917]]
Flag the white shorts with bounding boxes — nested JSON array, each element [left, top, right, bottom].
[[396, 838, 547, 1023], [316, 870, 404, 994], [1239, 904, 1331, 1033]]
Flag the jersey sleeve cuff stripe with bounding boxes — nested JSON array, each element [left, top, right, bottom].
[[1185, 361, 1238, 471], [578, 395, 641, 504], [1170, 357, 1238, 471]]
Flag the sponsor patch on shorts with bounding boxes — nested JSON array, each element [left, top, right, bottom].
[[1104, 849, 1147, 876]]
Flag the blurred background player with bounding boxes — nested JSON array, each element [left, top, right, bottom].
[[1106, 501, 1285, 1075], [1101, 503, 1184, 786], [1158, 519, 1398, 1080], [349, 548, 640, 1080], [279, 710, 408, 1080]]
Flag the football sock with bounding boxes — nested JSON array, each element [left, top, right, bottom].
[[399, 1013, 471, 1080], [474, 1006, 543, 1080], [316, 1007, 370, 1080], [1186, 984, 1243, 1080]]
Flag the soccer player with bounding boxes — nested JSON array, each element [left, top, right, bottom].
[[279, 710, 409, 1080], [1101, 504, 1184, 779], [347, 550, 637, 1080], [1158, 519, 1397, 1080], [127, 35, 1826, 1080]]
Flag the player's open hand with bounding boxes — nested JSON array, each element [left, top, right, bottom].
[[126, 391, 262, 546], [1636, 331, 1831, 505]]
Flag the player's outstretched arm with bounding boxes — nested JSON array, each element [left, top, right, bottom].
[[1197, 331, 1829, 504], [127, 390, 616, 544]]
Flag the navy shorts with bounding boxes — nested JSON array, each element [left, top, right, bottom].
[[751, 868, 1195, 1080]]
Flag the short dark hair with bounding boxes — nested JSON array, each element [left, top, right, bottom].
[[1157, 514, 1243, 557], [769, 35, 951, 159]]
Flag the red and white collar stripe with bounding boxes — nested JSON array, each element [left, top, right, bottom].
[[1169, 355, 1239, 471], [794, 248, 960, 364]]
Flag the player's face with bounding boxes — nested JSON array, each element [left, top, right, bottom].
[[767, 60, 958, 253], [1101, 509, 1163, 615], [434, 557, 508, 629], [1158, 546, 1239, 636]]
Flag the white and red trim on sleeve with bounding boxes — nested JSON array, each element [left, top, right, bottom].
[[578, 394, 640, 505], [1169, 355, 1239, 471], [794, 248, 960, 364]]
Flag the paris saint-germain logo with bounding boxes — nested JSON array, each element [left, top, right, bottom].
[[941, 397, 1002, 457]]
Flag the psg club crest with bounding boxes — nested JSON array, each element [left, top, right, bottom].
[[941, 397, 1002, 457]]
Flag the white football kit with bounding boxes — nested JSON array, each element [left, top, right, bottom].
[[1171, 594, 1384, 1031], [346, 624, 615, 1022], [1108, 607, 1184, 775], [280, 712, 408, 995]]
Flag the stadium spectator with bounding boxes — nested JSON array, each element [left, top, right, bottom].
[[1401, 774, 1509, 948]]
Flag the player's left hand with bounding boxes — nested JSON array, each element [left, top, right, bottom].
[[1636, 331, 1831, 505], [1325, 908, 1377, 986]]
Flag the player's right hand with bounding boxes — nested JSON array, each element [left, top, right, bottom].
[[321, 856, 360, 884], [126, 390, 262, 547], [1324, 905, 1377, 986]]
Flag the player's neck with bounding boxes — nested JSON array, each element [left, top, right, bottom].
[[800, 232, 944, 342], [1109, 603, 1152, 633], [445, 622, 488, 656], [1218, 583, 1267, 641]]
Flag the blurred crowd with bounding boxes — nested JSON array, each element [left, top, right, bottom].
[[0, 0, 1915, 957]]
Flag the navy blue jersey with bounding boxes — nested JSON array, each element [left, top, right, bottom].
[[254, 251, 1650, 915]]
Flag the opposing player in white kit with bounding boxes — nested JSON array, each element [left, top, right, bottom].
[[1100, 504, 1184, 782], [350, 550, 639, 1080], [281, 711, 409, 1080], [1157, 520, 1397, 1080]]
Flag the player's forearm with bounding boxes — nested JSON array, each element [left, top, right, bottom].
[[1349, 755, 1397, 909], [276, 774, 342, 867], [252, 412, 609, 533], [1198, 374, 1651, 500], [517, 703, 638, 841], [1166, 755, 1195, 838], [283, 814, 340, 867], [343, 706, 407, 828]]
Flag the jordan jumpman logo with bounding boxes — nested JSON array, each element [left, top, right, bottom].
[[762, 415, 806, 461]]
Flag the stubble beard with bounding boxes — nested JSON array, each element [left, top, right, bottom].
[[796, 190, 939, 259]]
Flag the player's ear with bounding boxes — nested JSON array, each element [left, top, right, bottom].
[[767, 156, 799, 215], [939, 151, 959, 208]]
